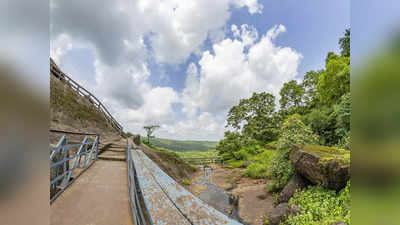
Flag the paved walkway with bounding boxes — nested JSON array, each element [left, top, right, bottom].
[[51, 160, 133, 225]]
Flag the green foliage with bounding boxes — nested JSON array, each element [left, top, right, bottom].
[[339, 29, 350, 57], [277, 114, 319, 150], [280, 80, 306, 115], [125, 132, 133, 137], [302, 107, 337, 145], [333, 93, 351, 141], [317, 53, 350, 106], [243, 150, 276, 178], [50, 76, 110, 128], [216, 131, 243, 160], [150, 137, 217, 152], [177, 150, 218, 159], [182, 178, 191, 185], [284, 182, 351, 225], [266, 148, 294, 192], [302, 70, 323, 109], [226, 92, 280, 143], [302, 145, 350, 166], [267, 115, 318, 191], [233, 149, 251, 160]]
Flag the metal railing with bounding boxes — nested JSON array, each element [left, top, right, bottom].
[[50, 58, 123, 134], [50, 134, 99, 203], [126, 140, 151, 225]]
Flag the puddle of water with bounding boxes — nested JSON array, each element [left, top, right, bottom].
[[194, 165, 243, 223]]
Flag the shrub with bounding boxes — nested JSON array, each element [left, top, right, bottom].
[[277, 114, 319, 150], [285, 181, 351, 225], [243, 150, 276, 178], [266, 149, 294, 192], [182, 178, 191, 185], [243, 162, 269, 178], [228, 160, 245, 168], [267, 115, 318, 191], [233, 149, 250, 160]]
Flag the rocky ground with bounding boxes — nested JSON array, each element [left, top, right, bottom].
[[187, 165, 276, 225]]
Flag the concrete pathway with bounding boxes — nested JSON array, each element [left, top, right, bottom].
[[51, 160, 133, 225]]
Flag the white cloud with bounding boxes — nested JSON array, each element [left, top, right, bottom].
[[232, 0, 264, 14], [181, 24, 302, 116], [49, 1, 305, 141], [50, 34, 72, 65]]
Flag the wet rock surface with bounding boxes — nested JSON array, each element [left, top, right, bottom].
[[193, 166, 242, 221]]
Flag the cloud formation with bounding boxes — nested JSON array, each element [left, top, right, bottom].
[[50, 0, 303, 140], [181, 24, 302, 116]]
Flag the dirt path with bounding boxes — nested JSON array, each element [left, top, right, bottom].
[[187, 165, 276, 225]]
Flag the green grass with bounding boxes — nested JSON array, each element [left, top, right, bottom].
[[182, 178, 191, 185], [302, 145, 350, 166], [50, 76, 109, 129], [147, 137, 218, 152], [176, 150, 218, 159], [243, 149, 276, 178]]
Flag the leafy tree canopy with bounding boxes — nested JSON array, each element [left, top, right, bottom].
[[226, 92, 279, 142], [279, 80, 306, 115]]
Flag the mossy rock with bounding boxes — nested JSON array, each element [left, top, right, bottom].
[[290, 145, 350, 190]]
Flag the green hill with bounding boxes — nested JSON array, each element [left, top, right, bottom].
[[148, 137, 218, 152]]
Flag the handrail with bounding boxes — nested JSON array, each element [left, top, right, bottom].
[[50, 134, 99, 203], [50, 58, 123, 134], [50, 129, 99, 136], [126, 140, 151, 225]]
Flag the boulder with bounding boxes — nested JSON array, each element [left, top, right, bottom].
[[268, 203, 302, 225], [268, 203, 290, 225], [330, 222, 347, 225], [290, 145, 350, 190], [278, 174, 307, 203]]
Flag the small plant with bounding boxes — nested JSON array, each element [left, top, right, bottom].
[[284, 181, 350, 225], [267, 115, 318, 191], [182, 178, 191, 185]]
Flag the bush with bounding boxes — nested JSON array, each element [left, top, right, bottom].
[[277, 114, 319, 150], [267, 115, 318, 191], [243, 150, 276, 178], [285, 181, 351, 225], [266, 149, 294, 192], [182, 178, 191, 185], [243, 162, 269, 178], [233, 149, 250, 160]]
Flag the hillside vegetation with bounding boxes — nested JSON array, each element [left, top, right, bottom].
[[148, 137, 218, 152], [216, 29, 351, 225], [50, 73, 119, 144]]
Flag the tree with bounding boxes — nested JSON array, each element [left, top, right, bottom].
[[226, 92, 279, 142], [143, 125, 160, 144], [125, 132, 133, 137], [339, 29, 350, 57], [279, 80, 305, 115], [302, 70, 322, 108], [317, 53, 350, 106]]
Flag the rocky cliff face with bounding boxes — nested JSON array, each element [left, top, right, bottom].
[[290, 145, 350, 190]]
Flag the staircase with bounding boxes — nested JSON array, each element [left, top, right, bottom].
[[97, 138, 127, 161]]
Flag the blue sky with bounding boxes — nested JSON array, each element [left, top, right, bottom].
[[145, 0, 350, 92], [51, 0, 350, 140]]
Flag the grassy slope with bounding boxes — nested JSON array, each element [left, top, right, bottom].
[[148, 137, 218, 152]]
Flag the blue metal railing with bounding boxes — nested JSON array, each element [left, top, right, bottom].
[[126, 140, 150, 225], [50, 134, 99, 203]]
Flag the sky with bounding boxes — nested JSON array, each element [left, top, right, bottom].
[[50, 0, 350, 141]]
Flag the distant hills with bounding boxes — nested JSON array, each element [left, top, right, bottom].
[[148, 137, 218, 152]]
